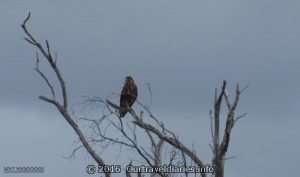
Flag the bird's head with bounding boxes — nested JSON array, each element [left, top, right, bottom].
[[125, 75, 134, 84]]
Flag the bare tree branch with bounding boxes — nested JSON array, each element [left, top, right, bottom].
[[21, 12, 111, 177], [22, 12, 68, 108], [34, 52, 56, 99], [106, 101, 207, 177]]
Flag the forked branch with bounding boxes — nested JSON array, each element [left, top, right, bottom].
[[106, 101, 207, 177], [211, 81, 247, 177], [21, 12, 111, 177]]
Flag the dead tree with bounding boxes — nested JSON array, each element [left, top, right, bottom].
[[210, 81, 247, 177], [22, 12, 246, 177]]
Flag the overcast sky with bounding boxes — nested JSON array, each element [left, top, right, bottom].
[[0, 0, 299, 177]]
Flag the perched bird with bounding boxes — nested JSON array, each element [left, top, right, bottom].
[[119, 76, 138, 117]]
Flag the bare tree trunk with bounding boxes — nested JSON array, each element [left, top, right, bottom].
[[211, 81, 247, 177], [212, 155, 224, 177]]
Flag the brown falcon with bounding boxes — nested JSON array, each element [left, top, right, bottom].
[[119, 76, 138, 117]]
